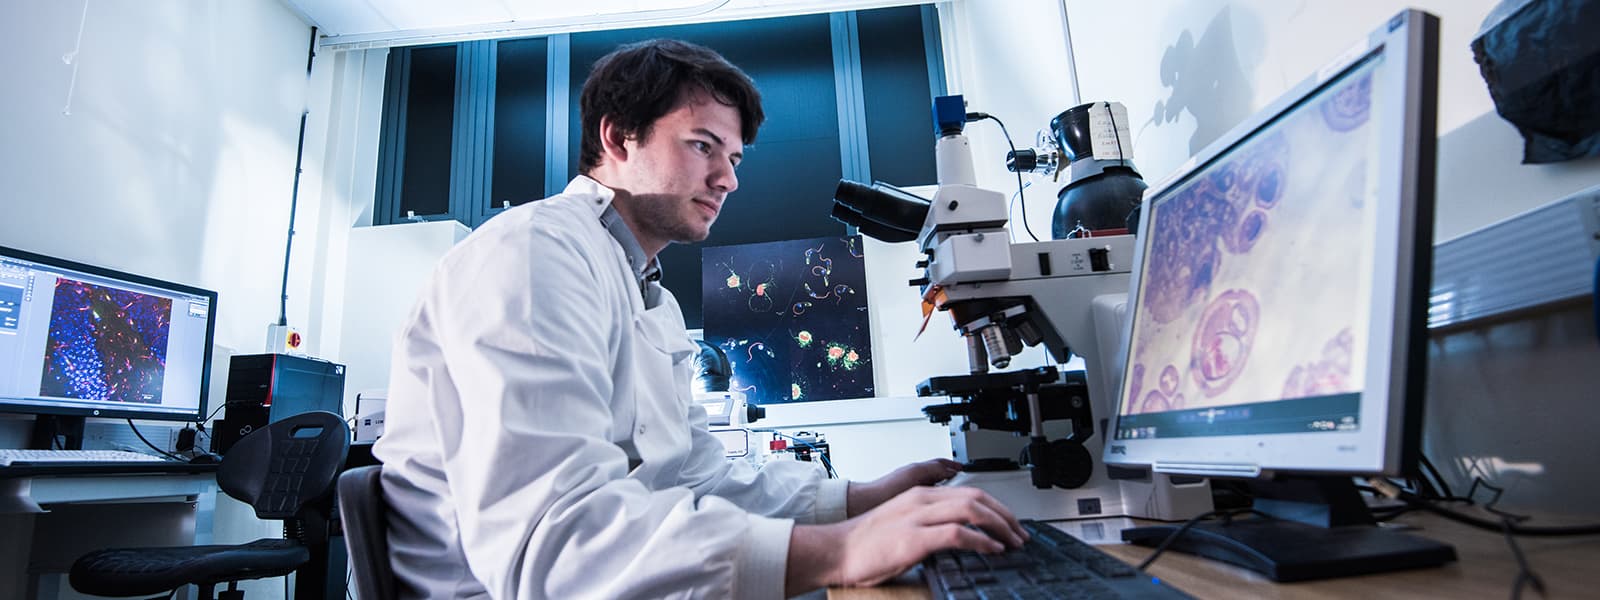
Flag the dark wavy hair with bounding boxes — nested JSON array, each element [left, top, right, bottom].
[[578, 39, 764, 174]]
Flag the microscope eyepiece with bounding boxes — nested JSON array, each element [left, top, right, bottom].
[[831, 179, 932, 243]]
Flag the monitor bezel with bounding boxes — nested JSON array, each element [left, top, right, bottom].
[[1105, 10, 1438, 478], [0, 244, 218, 423]]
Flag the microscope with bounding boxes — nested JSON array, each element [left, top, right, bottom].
[[831, 96, 1211, 521]]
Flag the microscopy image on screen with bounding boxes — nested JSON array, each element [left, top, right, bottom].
[[702, 236, 872, 405], [39, 278, 172, 404], [1123, 57, 1384, 416]]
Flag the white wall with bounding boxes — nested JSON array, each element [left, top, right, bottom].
[[0, 2, 387, 597], [2, 0, 313, 355]]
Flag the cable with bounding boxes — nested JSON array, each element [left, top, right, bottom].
[[1463, 476, 1535, 523], [966, 112, 1040, 242], [765, 431, 836, 478], [200, 401, 227, 424], [1503, 515, 1547, 600], [277, 26, 318, 330], [1368, 479, 1600, 536], [1104, 102, 1129, 170], [1008, 180, 1033, 243], [1419, 453, 1454, 500], [1135, 508, 1273, 571], [125, 419, 184, 461]]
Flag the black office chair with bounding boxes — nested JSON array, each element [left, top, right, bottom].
[[69, 411, 351, 599], [337, 464, 396, 600]]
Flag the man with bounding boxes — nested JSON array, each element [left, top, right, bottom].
[[375, 39, 1026, 599]]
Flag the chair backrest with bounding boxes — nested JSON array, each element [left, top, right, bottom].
[[338, 465, 396, 600], [218, 410, 351, 521]]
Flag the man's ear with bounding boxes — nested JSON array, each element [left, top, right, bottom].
[[598, 115, 630, 164]]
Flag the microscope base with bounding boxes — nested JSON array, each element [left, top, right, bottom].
[[945, 468, 1212, 522]]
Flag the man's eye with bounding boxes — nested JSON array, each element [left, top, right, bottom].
[[692, 141, 711, 153]]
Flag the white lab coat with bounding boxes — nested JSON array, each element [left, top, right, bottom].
[[374, 176, 849, 600]]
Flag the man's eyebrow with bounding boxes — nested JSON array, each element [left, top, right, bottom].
[[693, 128, 726, 147], [694, 127, 742, 160]]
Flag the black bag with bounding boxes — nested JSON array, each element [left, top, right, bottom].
[[1471, 0, 1600, 164]]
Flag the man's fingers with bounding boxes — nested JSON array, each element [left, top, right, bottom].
[[904, 459, 962, 486], [967, 488, 1028, 543], [910, 490, 1027, 548], [921, 523, 1007, 555]]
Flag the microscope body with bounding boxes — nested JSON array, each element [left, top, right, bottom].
[[909, 97, 1211, 522]]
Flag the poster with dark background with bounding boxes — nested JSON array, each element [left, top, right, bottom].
[[702, 235, 873, 405]]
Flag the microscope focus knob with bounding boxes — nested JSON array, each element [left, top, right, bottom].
[[1029, 438, 1094, 490]]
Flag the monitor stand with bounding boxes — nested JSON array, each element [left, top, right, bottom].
[[29, 414, 86, 450], [1120, 475, 1457, 581]]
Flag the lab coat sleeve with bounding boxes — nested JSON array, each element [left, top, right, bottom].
[[417, 222, 792, 599], [677, 403, 851, 524]]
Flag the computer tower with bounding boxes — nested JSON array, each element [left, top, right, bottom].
[[211, 353, 346, 454]]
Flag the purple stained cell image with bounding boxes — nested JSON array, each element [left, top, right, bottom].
[[1158, 364, 1180, 396], [1281, 365, 1306, 399], [1321, 70, 1373, 132], [1223, 209, 1268, 254], [1216, 134, 1289, 210], [1143, 133, 1291, 322], [1126, 363, 1145, 409], [39, 279, 172, 404], [1141, 390, 1172, 414], [1280, 327, 1359, 400], [1122, 57, 1384, 416], [1190, 289, 1259, 397], [1322, 327, 1355, 372], [1141, 185, 1225, 324], [1255, 165, 1284, 208]]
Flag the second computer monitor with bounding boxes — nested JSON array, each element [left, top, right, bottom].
[[1108, 9, 1437, 479], [0, 246, 217, 425]]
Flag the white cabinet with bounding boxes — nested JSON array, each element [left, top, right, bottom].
[[337, 221, 470, 414]]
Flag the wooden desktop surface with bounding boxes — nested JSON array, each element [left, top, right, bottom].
[[829, 511, 1600, 599]]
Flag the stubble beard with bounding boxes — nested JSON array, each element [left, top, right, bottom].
[[630, 193, 713, 245]]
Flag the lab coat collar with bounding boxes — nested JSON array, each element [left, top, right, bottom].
[[570, 175, 663, 298]]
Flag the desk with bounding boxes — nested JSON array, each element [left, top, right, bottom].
[[0, 466, 217, 599], [831, 512, 1600, 599]]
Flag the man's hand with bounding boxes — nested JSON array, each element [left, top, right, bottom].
[[847, 458, 963, 517], [786, 485, 1028, 595]]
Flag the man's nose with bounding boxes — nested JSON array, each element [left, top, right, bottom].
[[710, 161, 738, 194]]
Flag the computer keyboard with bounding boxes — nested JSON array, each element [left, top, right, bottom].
[[924, 519, 1190, 599], [0, 448, 170, 467]]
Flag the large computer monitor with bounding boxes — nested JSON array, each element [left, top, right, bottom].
[[0, 245, 217, 449], [1105, 10, 1448, 580]]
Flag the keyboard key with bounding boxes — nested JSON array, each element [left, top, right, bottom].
[[1087, 558, 1137, 578], [923, 520, 1189, 599]]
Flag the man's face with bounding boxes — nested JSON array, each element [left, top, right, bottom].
[[609, 89, 744, 253]]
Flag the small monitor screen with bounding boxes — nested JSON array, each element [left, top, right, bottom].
[[1116, 53, 1388, 441], [0, 250, 213, 420]]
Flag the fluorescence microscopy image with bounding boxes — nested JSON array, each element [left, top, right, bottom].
[[703, 235, 872, 405], [39, 279, 172, 404], [1122, 58, 1382, 416]]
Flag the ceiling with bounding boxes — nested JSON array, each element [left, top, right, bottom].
[[284, 0, 935, 50]]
